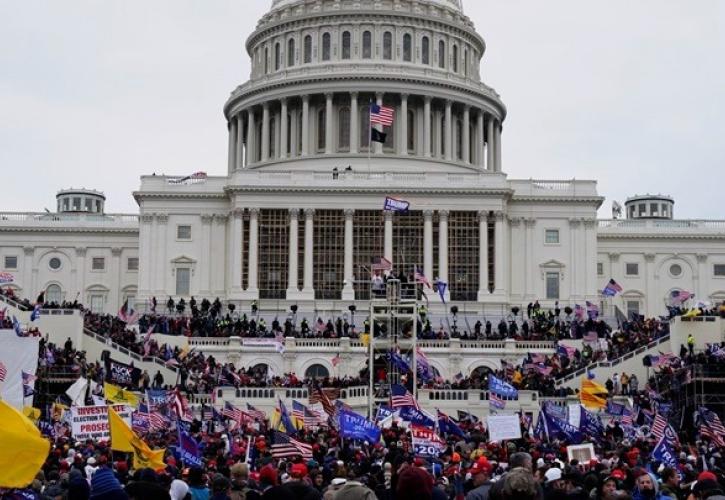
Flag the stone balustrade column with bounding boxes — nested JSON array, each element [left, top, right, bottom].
[[462, 105, 470, 164], [493, 211, 508, 295], [423, 210, 433, 284], [399, 94, 408, 155], [301, 95, 310, 156], [247, 208, 259, 294], [477, 211, 489, 299], [325, 93, 334, 154], [303, 209, 314, 295], [350, 92, 359, 154], [486, 115, 495, 172], [236, 115, 245, 169], [247, 109, 256, 165], [444, 100, 453, 161], [423, 96, 432, 157], [280, 98, 288, 159], [476, 110, 485, 168], [230, 210, 244, 293], [494, 120, 502, 172], [438, 210, 449, 285], [227, 118, 237, 173], [261, 103, 270, 162], [343, 209, 354, 300], [287, 209, 299, 295]]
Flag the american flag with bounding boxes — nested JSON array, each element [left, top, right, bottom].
[[414, 267, 432, 289], [331, 354, 342, 367], [246, 403, 266, 421], [652, 414, 679, 445], [173, 389, 194, 422], [671, 290, 693, 305], [223, 402, 245, 423], [0, 361, 6, 382], [370, 104, 394, 127], [390, 384, 419, 409], [270, 431, 313, 460], [149, 412, 168, 432], [371, 256, 392, 272], [620, 409, 633, 427], [489, 393, 506, 410], [309, 385, 337, 417], [698, 407, 725, 447]]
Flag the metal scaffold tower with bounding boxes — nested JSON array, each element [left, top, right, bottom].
[[367, 279, 418, 418]]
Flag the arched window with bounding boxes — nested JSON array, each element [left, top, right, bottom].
[[456, 118, 463, 160], [274, 42, 281, 71], [342, 31, 351, 59], [269, 117, 276, 158], [251, 363, 269, 377], [362, 31, 372, 59], [360, 104, 371, 151], [305, 364, 329, 379], [403, 33, 412, 62], [422, 36, 430, 65], [452, 44, 458, 73], [338, 107, 351, 151], [438, 40, 446, 68], [322, 32, 331, 61], [407, 109, 416, 153], [287, 38, 295, 67], [303, 35, 312, 63], [46, 284, 62, 304], [264, 47, 269, 73], [317, 108, 326, 151], [383, 32, 393, 60]]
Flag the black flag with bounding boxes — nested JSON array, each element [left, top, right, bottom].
[[371, 128, 387, 144]]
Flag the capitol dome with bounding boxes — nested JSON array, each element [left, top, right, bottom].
[[223, 0, 505, 175]]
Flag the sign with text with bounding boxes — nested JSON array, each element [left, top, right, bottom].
[[411, 425, 446, 457], [70, 404, 132, 441], [487, 415, 522, 442]]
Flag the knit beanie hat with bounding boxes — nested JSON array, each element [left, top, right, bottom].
[[396, 466, 434, 500], [90, 468, 128, 499]]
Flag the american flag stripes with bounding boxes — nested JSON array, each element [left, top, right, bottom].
[[270, 431, 313, 460], [489, 393, 506, 410], [223, 402, 245, 423], [246, 404, 266, 421], [309, 385, 336, 417], [331, 354, 342, 367], [148, 412, 168, 432], [370, 104, 394, 127], [414, 267, 432, 288], [652, 414, 679, 446], [390, 384, 419, 409], [698, 407, 725, 447]]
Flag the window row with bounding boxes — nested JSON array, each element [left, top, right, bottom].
[[255, 30, 474, 76], [596, 262, 725, 278], [2, 255, 138, 272]]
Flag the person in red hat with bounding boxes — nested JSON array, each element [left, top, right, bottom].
[[466, 457, 493, 500]]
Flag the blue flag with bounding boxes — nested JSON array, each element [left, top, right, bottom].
[[399, 406, 435, 428], [30, 304, 41, 322], [652, 436, 678, 469], [488, 375, 518, 399], [437, 280, 448, 304], [12, 316, 22, 336], [178, 426, 203, 467], [277, 399, 297, 435], [437, 410, 465, 438], [606, 400, 625, 416], [339, 409, 381, 443], [541, 405, 583, 444], [579, 406, 605, 439], [383, 196, 410, 212], [388, 351, 410, 374], [375, 405, 395, 423]]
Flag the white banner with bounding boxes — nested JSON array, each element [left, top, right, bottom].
[[487, 415, 522, 442], [70, 404, 132, 441], [0, 333, 39, 409]]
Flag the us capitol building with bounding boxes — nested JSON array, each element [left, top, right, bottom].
[[2, 0, 725, 322]]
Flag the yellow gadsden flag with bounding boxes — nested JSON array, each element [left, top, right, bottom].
[[108, 407, 166, 470], [580, 378, 608, 410], [23, 406, 42, 422], [104, 382, 140, 408], [0, 400, 50, 488]]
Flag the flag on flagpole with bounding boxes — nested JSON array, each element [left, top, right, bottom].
[[580, 379, 608, 410], [414, 267, 432, 289], [270, 431, 313, 460], [602, 279, 623, 297], [489, 393, 506, 411], [371, 128, 387, 144], [671, 290, 694, 305], [108, 407, 165, 469], [390, 384, 419, 409], [370, 104, 394, 127], [0, 400, 50, 488], [697, 407, 725, 447]]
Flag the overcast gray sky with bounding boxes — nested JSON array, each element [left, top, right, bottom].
[[1, 1, 723, 218]]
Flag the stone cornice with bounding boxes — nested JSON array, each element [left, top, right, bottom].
[[0, 226, 139, 235], [597, 232, 725, 241], [223, 185, 512, 196]]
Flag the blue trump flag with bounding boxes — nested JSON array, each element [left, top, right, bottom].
[[652, 436, 678, 469], [339, 409, 381, 443], [383, 196, 410, 212], [375, 405, 395, 423], [30, 304, 41, 322], [541, 405, 583, 444], [579, 406, 605, 440], [488, 375, 518, 399], [399, 406, 435, 428], [178, 426, 203, 467], [437, 410, 465, 438]]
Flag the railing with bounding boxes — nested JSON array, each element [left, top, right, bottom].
[[82, 328, 179, 374], [556, 334, 670, 385], [0, 294, 29, 311], [38, 366, 81, 381], [598, 219, 725, 233], [419, 388, 539, 403], [0, 212, 138, 228], [40, 309, 80, 316]]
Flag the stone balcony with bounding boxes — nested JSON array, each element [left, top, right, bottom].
[[0, 212, 138, 231], [598, 218, 725, 237]]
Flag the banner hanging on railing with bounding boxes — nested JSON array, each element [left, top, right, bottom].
[[106, 357, 141, 387]]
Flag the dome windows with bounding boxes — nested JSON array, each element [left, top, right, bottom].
[[438, 40, 446, 69], [322, 32, 331, 61], [341, 31, 351, 59], [452, 44, 458, 73], [422, 36, 430, 65], [274, 42, 281, 71], [383, 32, 393, 60], [362, 31, 372, 59], [303, 35, 312, 63], [403, 33, 412, 62], [287, 38, 295, 67]]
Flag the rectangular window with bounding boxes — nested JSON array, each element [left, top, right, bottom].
[[544, 229, 560, 244], [650, 203, 658, 216], [638, 203, 646, 216], [176, 268, 190, 296], [714, 264, 725, 277], [73, 197, 81, 210], [4, 256, 17, 270], [626, 300, 640, 319], [177, 225, 192, 240], [90, 295, 104, 314], [597, 262, 603, 276], [625, 263, 639, 276], [127, 257, 139, 271], [92, 257, 105, 271], [546, 272, 560, 299]]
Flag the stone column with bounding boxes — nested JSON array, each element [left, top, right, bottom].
[[384, 211, 393, 264], [569, 218, 580, 299], [342, 209, 355, 300], [493, 211, 508, 296], [494, 120, 502, 172], [302, 209, 315, 297], [301, 95, 310, 156], [138, 215, 152, 298], [375, 93, 384, 154], [22, 247, 34, 297], [261, 103, 270, 162], [247, 109, 256, 165], [280, 98, 288, 159], [287, 209, 299, 297], [227, 118, 237, 173], [444, 100, 452, 161], [236, 115, 245, 169], [156, 214, 168, 295], [399, 94, 408, 155], [524, 218, 536, 300], [325, 93, 334, 154], [350, 92, 359, 154], [111, 247, 122, 310], [477, 211, 489, 300], [212, 214, 227, 296], [75, 247, 87, 303], [438, 210, 449, 285], [201, 214, 214, 295], [230, 209, 244, 294], [462, 105, 470, 164], [476, 110, 485, 168], [423, 96, 432, 157], [423, 210, 433, 284], [247, 208, 259, 294], [486, 116, 495, 172], [696, 253, 708, 306], [290, 109, 299, 158]]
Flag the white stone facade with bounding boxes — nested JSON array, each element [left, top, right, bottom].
[[1, 0, 724, 319]]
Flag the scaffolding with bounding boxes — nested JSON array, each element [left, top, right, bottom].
[[367, 279, 418, 418], [666, 364, 725, 437]]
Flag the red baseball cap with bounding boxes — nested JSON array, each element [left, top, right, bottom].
[[469, 457, 492, 475]]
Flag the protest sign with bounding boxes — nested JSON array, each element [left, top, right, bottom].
[[70, 404, 132, 441], [487, 415, 522, 442]]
